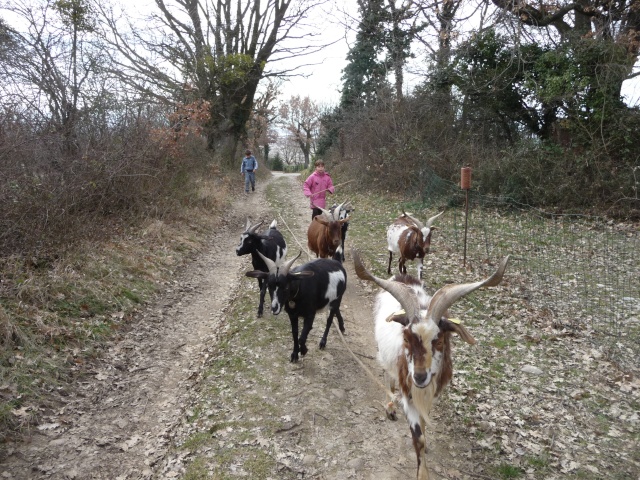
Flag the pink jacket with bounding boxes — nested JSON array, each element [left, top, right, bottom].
[[303, 171, 335, 209]]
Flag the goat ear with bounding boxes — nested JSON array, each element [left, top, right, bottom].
[[386, 311, 411, 326], [439, 318, 476, 345], [245, 271, 269, 279]]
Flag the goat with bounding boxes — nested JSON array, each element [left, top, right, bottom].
[[307, 203, 350, 260], [246, 251, 347, 362], [236, 219, 287, 317], [352, 249, 508, 480], [329, 201, 354, 262], [387, 211, 443, 279]]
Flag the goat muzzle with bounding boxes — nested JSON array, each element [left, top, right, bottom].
[[413, 371, 432, 388]]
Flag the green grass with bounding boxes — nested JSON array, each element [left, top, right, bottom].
[[495, 463, 524, 479], [526, 454, 550, 470], [183, 457, 210, 480], [181, 431, 215, 450], [492, 337, 517, 349]]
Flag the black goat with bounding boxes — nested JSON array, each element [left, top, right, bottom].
[[236, 219, 287, 317], [246, 251, 347, 362], [329, 201, 354, 262]]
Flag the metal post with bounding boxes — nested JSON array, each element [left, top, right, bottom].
[[461, 167, 472, 267], [464, 189, 470, 266]]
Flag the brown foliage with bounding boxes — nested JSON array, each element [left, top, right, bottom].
[[0, 103, 215, 257]]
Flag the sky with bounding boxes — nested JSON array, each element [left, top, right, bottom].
[[271, 2, 357, 106], [277, 37, 350, 106]]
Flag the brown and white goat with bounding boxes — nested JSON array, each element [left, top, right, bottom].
[[307, 203, 350, 260], [353, 250, 509, 480], [387, 211, 443, 279]]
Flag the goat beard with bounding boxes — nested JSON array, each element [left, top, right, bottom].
[[409, 381, 437, 425]]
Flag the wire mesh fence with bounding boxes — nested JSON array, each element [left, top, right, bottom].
[[416, 168, 640, 374]]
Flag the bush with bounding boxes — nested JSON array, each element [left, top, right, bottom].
[[0, 106, 215, 257]]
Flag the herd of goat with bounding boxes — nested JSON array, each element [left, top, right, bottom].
[[236, 202, 509, 480]]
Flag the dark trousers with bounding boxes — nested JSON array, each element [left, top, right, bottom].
[[311, 207, 322, 220]]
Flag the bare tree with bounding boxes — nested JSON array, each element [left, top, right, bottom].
[[278, 95, 320, 168], [0, 0, 105, 150], [246, 79, 281, 161], [97, 0, 330, 165], [278, 133, 305, 165]]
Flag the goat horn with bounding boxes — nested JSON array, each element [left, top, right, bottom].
[[257, 251, 278, 274], [427, 256, 510, 324], [334, 201, 346, 220], [402, 211, 424, 230], [246, 219, 264, 234], [318, 207, 332, 219], [279, 251, 302, 276], [351, 248, 421, 322], [425, 211, 444, 229]]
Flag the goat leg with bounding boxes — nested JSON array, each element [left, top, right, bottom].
[[407, 406, 429, 480], [399, 258, 406, 275], [384, 372, 398, 421], [334, 308, 345, 334], [289, 314, 300, 362], [298, 315, 314, 357], [319, 311, 334, 350], [257, 279, 266, 318], [320, 306, 345, 349], [387, 251, 393, 274]]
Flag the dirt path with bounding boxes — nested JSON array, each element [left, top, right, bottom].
[[1, 173, 469, 479]]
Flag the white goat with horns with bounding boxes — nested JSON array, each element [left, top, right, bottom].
[[352, 249, 509, 480]]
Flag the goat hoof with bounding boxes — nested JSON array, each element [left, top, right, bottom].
[[290, 352, 299, 362], [299, 344, 308, 356], [257, 312, 263, 318], [385, 402, 398, 421], [319, 340, 326, 350]]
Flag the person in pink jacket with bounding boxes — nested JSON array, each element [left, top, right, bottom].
[[303, 160, 335, 219]]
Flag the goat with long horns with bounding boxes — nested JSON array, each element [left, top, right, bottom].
[[352, 248, 509, 480]]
